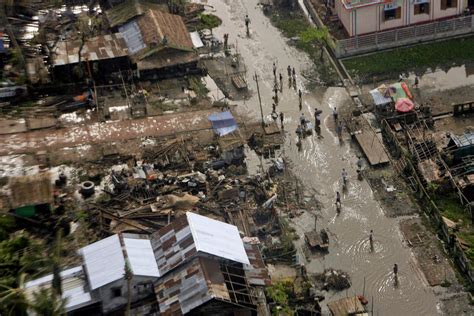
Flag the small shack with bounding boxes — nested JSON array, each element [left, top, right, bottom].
[[327, 296, 367, 316], [447, 132, 474, 162], [119, 9, 199, 80], [52, 33, 130, 82], [8, 172, 53, 217]]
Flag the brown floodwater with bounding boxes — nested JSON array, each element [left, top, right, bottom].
[[203, 0, 442, 314]]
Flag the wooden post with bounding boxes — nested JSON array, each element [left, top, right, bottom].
[[254, 73, 265, 128]]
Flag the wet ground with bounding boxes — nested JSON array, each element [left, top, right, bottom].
[[205, 0, 447, 314]]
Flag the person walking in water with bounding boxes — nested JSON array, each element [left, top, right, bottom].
[[333, 107, 338, 121], [369, 230, 374, 252], [298, 89, 302, 110], [280, 112, 284, 128], [335, 191, 341, 211], [279, 73, 283, 91], [336, 121, 342, 141], [292, 68, 296, 89], [245, 15, 250, 36], [272, 62, 277, 79], [413, 76, 419, 89], [287, 65, 292, 77], [393, 263, 399, 285]]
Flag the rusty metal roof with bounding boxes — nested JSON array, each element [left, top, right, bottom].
[[52, 33, 129, 66], [8, 172, 53, 209], [138, 9, 193, 51], [243, 240, 271, 287]]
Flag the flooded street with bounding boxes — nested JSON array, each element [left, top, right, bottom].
[[206, 0, 441, 314]]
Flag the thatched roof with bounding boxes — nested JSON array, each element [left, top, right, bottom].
[[9, 172, 53, 209]]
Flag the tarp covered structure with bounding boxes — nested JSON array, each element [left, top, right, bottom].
[[395, 98, 414, 113], [208, 110, 238, 136], [370, 87, 392, 106]]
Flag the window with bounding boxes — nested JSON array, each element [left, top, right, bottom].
[[441, 0, 457, 9], [111, 287, 122, 298], [384, 7, 402, 20], [414, 3, 430, 14]]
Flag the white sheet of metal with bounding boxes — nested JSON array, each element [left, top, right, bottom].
[[123, 237, 160, 277], [189, 32, 204, 48], [186, 212, 250, 265], [80, 234, 125, 290]]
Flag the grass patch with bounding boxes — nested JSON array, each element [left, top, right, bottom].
[[343, 36, 474, 82], [270, 11, 310, 38], [434, 195, 471, 224], [187, 76, 209, 97], [150, 101, 178, 112]]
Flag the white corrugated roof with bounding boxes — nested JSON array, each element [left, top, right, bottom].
[[190, 31, 204, 48], [186, 212, 250, 265], [81, 234, 125, 290], [24, 266, 93, 312], [123, 237, 160, 277]]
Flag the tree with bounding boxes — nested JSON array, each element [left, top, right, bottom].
[[199, 14, 222, 35], [0, 273, 29, 316], [299, 27, 331, 61], [124, 261, 133, 316], [30, 288, 67, 316]]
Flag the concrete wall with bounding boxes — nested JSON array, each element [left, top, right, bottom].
[[336, 0, 353, 35], [98, 277, 156, 314], [336, 0, 466, 36], [354, 5, 379, 35]]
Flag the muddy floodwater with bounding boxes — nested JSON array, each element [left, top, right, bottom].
[[204, 0, 441, 314]]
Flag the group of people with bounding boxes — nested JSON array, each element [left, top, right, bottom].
[[269, 62, 301, 130]]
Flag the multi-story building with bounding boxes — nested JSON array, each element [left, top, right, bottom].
[[335, 0, 472, 36]]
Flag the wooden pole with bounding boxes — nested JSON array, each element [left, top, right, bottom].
[[254, 73, 264, 128]]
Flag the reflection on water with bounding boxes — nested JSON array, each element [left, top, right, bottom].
[[410, 64, 474, 91]]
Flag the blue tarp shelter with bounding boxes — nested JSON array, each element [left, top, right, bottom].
[[208, 111, 238, 136]]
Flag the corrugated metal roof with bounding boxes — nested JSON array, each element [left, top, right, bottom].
[[187, 212, 250, 265], [123, 237, 160, 277], [208, 111, 238, 136], [118, 21, 146, 54], [53, 33, 129, 66], [190, 31, 204, 48], [81, 234, 125, 290], [24, 266, 94, 312], [370, 88, 392, 106], [138, 9, 193, 51], [451, 132, 474, 148]]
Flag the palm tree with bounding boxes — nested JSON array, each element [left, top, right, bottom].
[[0, 273, 30, 316], [124, 261, 133, 316], [30, 287, 67, 316]]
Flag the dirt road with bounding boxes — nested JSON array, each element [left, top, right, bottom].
[[208, 0, 442, 314], [0, 110, 215, 155]]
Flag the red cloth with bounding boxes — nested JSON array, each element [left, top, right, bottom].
[[395, 98, 414, 113]]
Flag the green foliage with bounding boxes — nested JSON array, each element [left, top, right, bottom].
[[266, 280, 295, 315], [271, 12, 309, 38], [0, 215, 16, 240], [343, 36, 474, 81], [188, 76, 209, 97], [198, 14, 222, 33], [299, 27, 329, 47], [30, 288, 67, 316]]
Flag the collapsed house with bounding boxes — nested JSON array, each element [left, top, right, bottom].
[[118, 9, 200, 79], [23, 212, 270, 315], [8, 172, 53, 218]]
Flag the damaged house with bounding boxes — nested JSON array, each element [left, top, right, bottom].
[[23, 212, 269, 315], [151, 212, 270, 315], [118, 9, 200, 80], [51, 33, 130, 82], [8, 172, 53, 218]]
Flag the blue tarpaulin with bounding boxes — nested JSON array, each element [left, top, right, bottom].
[[208, 111, 238, 136], [0, 39, 5, 54]]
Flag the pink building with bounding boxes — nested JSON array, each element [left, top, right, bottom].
[[335, 0, 472, 36]]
